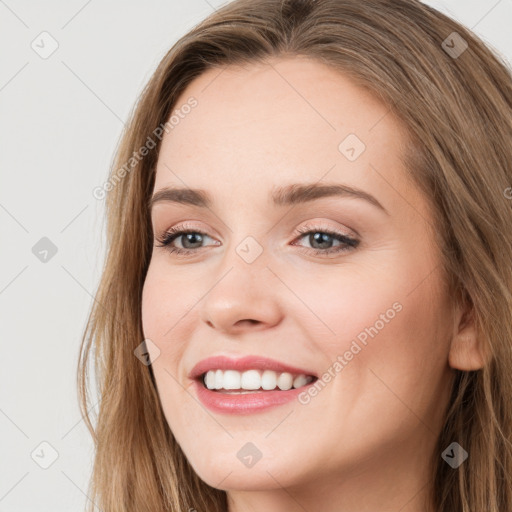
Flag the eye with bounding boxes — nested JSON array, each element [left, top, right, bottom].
[[291, 223, 359, 256], [155, 223, 218, 256], [155, 222, 360, 257]]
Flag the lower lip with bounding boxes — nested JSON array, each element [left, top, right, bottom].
[[193, 378, 315, 414]]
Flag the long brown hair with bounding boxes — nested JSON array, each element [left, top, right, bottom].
[[78, 0, 512, 510]]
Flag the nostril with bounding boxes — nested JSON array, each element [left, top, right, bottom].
[[236, 319, 260, 327]]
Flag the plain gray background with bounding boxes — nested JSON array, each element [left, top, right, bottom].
[[1, 1, 511, 510]]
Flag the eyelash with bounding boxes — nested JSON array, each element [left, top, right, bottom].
[[155, 223, 360, 258]]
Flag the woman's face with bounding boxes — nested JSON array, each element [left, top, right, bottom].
[[141, 57, 457, 504]]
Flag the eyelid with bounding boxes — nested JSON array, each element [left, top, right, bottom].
[[157, 220, 217, 238], [156, 219, 355, 244], [294, 219, 357, 239]]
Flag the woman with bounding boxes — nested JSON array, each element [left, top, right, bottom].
[[78, 0, 512, 510]]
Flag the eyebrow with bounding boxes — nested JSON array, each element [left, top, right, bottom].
[[148, 182, 389, 215]]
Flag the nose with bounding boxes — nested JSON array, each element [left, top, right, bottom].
[[198, 251, 284, 335]]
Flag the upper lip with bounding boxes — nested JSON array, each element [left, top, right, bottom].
[[188, 355, 318, 380]]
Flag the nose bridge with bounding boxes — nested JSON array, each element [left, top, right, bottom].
[[216, 209, 273, 277], [197, 231, 283, 333]]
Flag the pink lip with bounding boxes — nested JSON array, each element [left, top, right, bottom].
[[188, 355, 317, 380], [193, 379, 315, 414]]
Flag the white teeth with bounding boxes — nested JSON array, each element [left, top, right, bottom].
[[261, 370, 277, 390], [292, 374, 309, 388], [223, 370, 241, 389], [277, 372, 293, 390], [202, 369, 314, 391], [241, 369, 261, 390], [214, 369, 223, 390], [205, 370, 216, 389]]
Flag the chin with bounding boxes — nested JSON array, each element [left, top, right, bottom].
[[187, 450, 299, 491]]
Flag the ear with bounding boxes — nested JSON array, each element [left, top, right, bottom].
[[448, 298, 487, 371]]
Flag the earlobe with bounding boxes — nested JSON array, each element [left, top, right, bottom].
[[448, 303, 487, 371]]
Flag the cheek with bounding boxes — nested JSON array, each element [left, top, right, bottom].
[[284, 262, 412, 352], [141, 259, 208, 403], [141, 267, 165, 348], [141, 260, 195, 340], [141, 263, 197, 431], [297, 260, 450, 396], [141, 261, 188, 366], [324, 269, 451, 423], [295, 267, 452, 464]]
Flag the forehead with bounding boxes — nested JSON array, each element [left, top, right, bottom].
[[153, 56, 415, 213]]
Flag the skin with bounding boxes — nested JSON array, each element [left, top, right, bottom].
[[141, 56, 484, 512]]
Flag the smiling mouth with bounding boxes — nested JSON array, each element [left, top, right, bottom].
[[199, 369, 318, 393]]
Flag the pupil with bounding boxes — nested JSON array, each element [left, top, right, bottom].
[[311, 232, 332, 249], [183, 233, 203, 248]]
